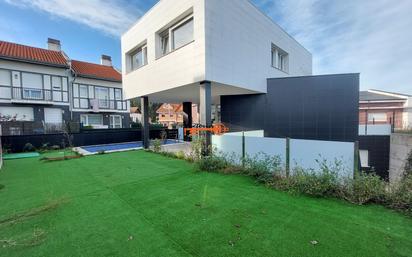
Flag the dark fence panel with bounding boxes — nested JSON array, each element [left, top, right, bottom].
[[359, 135, 390, 180], [2, 128, 178, 153]]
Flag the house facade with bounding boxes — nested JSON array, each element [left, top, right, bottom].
[[156, 103, 199, 128], [121, 0, 358, 147], [360, 89, 412, 130], [0, 39, 130, 134]]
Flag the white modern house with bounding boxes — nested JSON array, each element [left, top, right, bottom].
[[122, 0, 311, 103], [0, 39, 130, 134], [122, 0, 312, 146]]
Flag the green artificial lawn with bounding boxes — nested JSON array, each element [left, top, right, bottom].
[[0, 150, 411, 257]]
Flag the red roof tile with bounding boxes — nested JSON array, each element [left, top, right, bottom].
[[157, 104, 184, 113], [71, 60, 122, 82], [0, 40, 68, 67]]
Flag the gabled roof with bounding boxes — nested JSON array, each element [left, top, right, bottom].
[[0, 40, 68, 67], [71, 60, 122, 82], [130, 107, 141, 114], [156, 104, 183, 113], [360, 90, 410, 102]]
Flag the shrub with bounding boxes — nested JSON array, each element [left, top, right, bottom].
[[152, 139, 162, 153], [131, 122, 142, 129], [243, 153, 282, 183], [197, 155, 229, 172], [339, 172, 386, 205], [0, 184, 4, 191], [175, 151, 186, 160], [23, 143, 35, 152], [385, 174, 412, 214], [189, 136, 204, 162], [50, 145, 60, 150]]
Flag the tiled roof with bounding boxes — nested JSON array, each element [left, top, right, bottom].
[[0, 40, 68, 67], [157, 104, 184, 113], [360, 91, 408, 101], [130, 107, 141, 114], [71, 60, 122, 82]]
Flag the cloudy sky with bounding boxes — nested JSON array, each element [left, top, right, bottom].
[[0, 0, 411, 93]]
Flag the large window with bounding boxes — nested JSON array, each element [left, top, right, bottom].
[[172, 17, 194, 50], [130, 44, 147, 71], [271, 44, 289, 73], [80, 114, 103, 126], [110, 115, 122, 129], [95, 87, 109, 108], [368, 113, 387, 122], [157, 15, 194, 58]]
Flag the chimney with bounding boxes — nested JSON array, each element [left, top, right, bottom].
[[47, 38, 61, 51], [101, 55, 112, 66]]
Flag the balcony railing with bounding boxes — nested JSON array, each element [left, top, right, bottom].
[[79, 98, 128, 111], [12, 87, 52, 101]]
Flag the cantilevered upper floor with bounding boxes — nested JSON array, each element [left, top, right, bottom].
[[121, 0, 312, 103]]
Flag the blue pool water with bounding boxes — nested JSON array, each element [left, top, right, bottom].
[[81, 140, 181, 153]]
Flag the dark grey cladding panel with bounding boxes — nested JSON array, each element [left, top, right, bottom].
[[221, 74, 359, 142], [220, 94, 266, 132]]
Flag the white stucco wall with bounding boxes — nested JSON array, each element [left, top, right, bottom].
[[0, 59, 68, 77], [204, 0, 312, 93], [121, 0, 206, 100], [121, 0, 313, 100]]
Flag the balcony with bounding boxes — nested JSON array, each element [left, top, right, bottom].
[[11, 87, 54, 104], [75, 98, 128, 112]]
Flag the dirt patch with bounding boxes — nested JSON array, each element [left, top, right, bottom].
[[0, 198, 69, 227], [1, 228, 47, 248]]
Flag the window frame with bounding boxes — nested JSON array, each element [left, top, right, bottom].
[[110, 115, 122, 129], [80, 114, 103, 126], [368, 112, 387, 122], [130, 44, 148, 71], [271, 44, 289, 73], [157, 14, 194, 59]]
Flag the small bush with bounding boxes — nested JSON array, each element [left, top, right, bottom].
[[0, 184, 4, 191], [243, 154, 282, 183], [197, 155, 229, 172], [23, 143, 35, 152], [175, 151, 186, 160], [152, 139, 162, 153], [385, 174, 412, 214], [50, 145, 60, 150], [339, 172, 386, 205]]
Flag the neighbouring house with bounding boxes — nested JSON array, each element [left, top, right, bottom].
[[156, 103, 199, 128], [157, 103, 184, 128], [121, 0, 359, 148], [130, 107, 142, 124], [360, 89, 412, 131], [0, 38, 130, 135]]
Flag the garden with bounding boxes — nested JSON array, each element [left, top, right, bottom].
[[0, 147, 411, 256]]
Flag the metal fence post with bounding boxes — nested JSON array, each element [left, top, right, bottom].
[[354, 141, 360, 176], [286, 137, 290, 177], [242, 131, 245, 167]]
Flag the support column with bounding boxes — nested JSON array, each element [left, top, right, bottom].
[[141, 96, 150, 149], [200, 81, 212, 152], [183, 102, 192, 141]]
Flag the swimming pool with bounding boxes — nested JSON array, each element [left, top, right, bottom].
[[76, 140, 183, 155]]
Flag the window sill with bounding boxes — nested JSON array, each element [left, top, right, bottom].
[[271, 66, 289, 74], [126, 64, 148, 75], [155, 40, 195, 61]]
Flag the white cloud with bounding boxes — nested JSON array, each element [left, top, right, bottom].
[[3, 0, 143, 37], [255, 0, 412, 94]]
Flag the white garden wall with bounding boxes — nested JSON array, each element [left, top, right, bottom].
[[212, 132, 355, 178]]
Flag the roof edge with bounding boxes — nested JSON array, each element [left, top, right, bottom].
[[0, 55, 69, 68]]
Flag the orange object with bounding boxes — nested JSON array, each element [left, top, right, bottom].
[[184, 123, 229, 136]]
